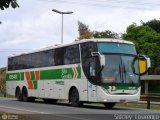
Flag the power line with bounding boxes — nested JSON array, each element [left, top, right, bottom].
[[87, 0, 160, 6], [0, 49, 30, 52], [39, 0, 160, 10]]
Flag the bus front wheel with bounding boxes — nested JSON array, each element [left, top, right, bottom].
[[104, 102, 116, 109], [70, 88, 82, 107]]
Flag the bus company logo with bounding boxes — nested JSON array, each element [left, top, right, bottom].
[[1, 114, 8, 120], [62, 69, 67, 75], [61, 68, 78, 79]]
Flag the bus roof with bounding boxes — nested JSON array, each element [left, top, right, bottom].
[[8, 38, 134, 58]]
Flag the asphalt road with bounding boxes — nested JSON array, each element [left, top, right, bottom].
[[0, 97, 160, 120]]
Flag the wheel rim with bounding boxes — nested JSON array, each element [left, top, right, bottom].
[[23, 88, 28, 101], [16, 89, 21, 100], [72, 89, 78, 104]]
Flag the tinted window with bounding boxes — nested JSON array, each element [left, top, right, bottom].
[[18, 55, 30, 69], [21, 54, 32, 69], [81, 42, 97, 62], [41, 50, 55, 67], [55, 48, 64, 65], [8, 54, 32, 71], [31, 52, 42, 68], [8, 44, 80, 71], [8, 57, 14, 71], [64, 45, 80, 65]]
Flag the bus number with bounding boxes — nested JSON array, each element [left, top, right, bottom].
[[9, 74, 17, 80]]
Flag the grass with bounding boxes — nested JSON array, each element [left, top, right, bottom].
[[116, 102, 160, 110], [0, 93, 15, 98]]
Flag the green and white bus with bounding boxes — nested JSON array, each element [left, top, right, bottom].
[[6, 39, 150, 108]]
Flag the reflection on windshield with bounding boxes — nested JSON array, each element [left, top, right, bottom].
[[121, 56, 139, 84], [101, 55, 139, 85]]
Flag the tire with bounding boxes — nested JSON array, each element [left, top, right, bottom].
[[15, 88, 22, 101], [22, 87, 36, 102], [70, 88, 82, 107], [22, 87, 29, 102], [104, 102, 116, 109]]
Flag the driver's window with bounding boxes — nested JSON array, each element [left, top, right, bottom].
[[89, 62, 96, 77]]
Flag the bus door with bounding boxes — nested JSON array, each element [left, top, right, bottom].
[[88, 81, 97, 102]]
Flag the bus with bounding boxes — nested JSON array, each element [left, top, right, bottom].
[[6, 39, 150, 108]]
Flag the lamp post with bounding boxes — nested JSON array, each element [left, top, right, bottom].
[[52, 9, 73, 44]]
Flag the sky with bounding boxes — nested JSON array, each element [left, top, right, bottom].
[[0, 0, 160, 67]]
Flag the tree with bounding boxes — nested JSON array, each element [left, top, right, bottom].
[[122, 22, 160, 70], [78, 21, 119, 40], [93, 30, 119, 39], [142, 19, 160, 33], [78, 21, 93, 40], [0, 0, 19, 10]]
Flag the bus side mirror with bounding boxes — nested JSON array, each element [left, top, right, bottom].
[[139, 55, 151, 75], [132, 54, 151, 75], [91, 52, 105, 66]]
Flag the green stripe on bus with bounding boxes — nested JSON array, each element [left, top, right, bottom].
[[103, 86, 138, 90], [33, 80, 38, 89], [30, 71, 35, 80], [21, 72, 24, 80], [40, 69, 62, 80], [6, 67, 81, 81], [77, 67, 81, 78]]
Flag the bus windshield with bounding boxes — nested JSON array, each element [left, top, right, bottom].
[[97, 42, 137, 55], [97, 42, 139, 86]]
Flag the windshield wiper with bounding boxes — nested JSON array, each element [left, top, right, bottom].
[[123, 65, 126, 84]]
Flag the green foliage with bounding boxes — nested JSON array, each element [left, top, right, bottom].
[[142, 19, 160, 33], [122, 20, 160, 69], [78, 21, 119, 40], [93, 30, 119, 39], [0, 68, 6, 74], [78, 21, 93, 40], [0, 0, 19, 10]]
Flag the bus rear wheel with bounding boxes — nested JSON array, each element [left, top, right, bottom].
[[104, 102, 116, 109], [15, 87, 22, 101], [70, 88, 82, 107]]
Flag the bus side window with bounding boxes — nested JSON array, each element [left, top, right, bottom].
[[8, 57, 14, 71], [55, 48, 64, 66], [41, 50, 55, 67], [64, 45, 80, 65], [32, 52, 42, 68]]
